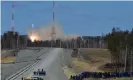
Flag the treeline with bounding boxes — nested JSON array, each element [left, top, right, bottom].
[[104, 27, 133, 72], [1, 28, 133, 72], [1, 31, 27, 49], [1, 31, 106, 49], [26, 36, 106, 48]]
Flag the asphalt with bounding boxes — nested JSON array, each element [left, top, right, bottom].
[[7, 48, 73, 80], [2, 48, 73, 80], [1, 48, 51, 80]]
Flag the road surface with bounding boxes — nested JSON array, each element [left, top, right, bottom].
[[5, 48, 72, 80], [2, 48, 51, 80]]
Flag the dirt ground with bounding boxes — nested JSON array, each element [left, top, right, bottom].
[[70, 48, 133, 80], [72, 48, 111, 72]]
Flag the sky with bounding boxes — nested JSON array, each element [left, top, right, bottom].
[[1, 1, 133, 36]]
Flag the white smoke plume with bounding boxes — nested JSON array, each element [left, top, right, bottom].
[[27, 21, 80, 41]]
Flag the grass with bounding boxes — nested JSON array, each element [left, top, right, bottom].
[[71, 48, 133, 80], [1, 56, 16, 64], [72, 58, 103, 73], [98, 64, 116, 72], [72, 58, 92, 72], [72, 48, 112, 73], [63, 66, 76, 79], [78, 48, 111, 59]]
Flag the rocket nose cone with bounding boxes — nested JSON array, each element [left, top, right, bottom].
[[32, 24, 34, 28]]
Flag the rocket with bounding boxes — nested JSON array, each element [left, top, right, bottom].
[[31, 24, 35, 35]]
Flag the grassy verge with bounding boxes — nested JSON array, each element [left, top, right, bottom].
[[1, 56, 16, 63], [98, 64, 116, 72], [63, 66, 76, 79]]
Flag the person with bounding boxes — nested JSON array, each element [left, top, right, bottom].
[[113, 72, 117, 79], [81, 72, 86, 78], [42, 69, 46, 76], [99, 72, 102, 78], [127, 72, 131, 77], [33, 71, 37, 75], [121, 72, 125, 77], [102, 72, 106, 79], [73, 75, 76, 80], [39, 69, 46, 76], [106, 72, 109, 78], [119, 72, 122, 78], [38, 69, 41, 75], [78, 74, 83, 80], [75, 75, 78, 80], [124, 72, 129, 77], [40, 69, 43, 76], [94, 72, 97, 78], [14, 53, 16, 56], [70, 75, 73, 80], [131, 72, 133, 76], [116, 72, 120, 78], [21, 77, 23, 80], [87, 72, 91, 78]]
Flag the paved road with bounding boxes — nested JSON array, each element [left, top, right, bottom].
[[4, 48, 71, 80], [8, 48, 70, 80], [2, 48, 51, 80]]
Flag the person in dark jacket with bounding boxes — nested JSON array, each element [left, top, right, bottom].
[[41, 69, 46, 76], [33, 71, 37, 76], [21, 77, 23, 80], [70, 75, 73, 80]]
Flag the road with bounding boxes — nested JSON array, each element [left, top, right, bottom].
[[2, 48, 51, 80], [5, 48, 71, 80]]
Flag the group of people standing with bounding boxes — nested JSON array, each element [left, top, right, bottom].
[[69, 71, 133, 80], [21, 69, 46, 80], [33, 69, 46, 76]]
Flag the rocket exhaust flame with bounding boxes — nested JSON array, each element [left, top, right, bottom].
[[29, 33, 40, 42], [30, 35, 36, 42]]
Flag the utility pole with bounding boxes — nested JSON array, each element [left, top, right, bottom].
[[75, 38, 77, 49], [80, 38, 81, 48], [60, 39, 61, 48], [25, 36, 27, 48], [51, 1, 56, 48], [17, 33, 19, 49], [66, 35, 69, 49], [83, 39, 85, 48], [124, 46, 127, 72], [74, 38, 76, 48], [101, 33, 104, 48], [124, 35, 128, 72], [11, 3, 18, 49], [74, 38, 76, 49], [130, 50, 133, 80], [88, 39, 89, 48], [11, 4, 15, 32], [131, 50, 133, 72]]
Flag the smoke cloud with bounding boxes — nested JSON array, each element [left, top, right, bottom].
[[27, 21, 80, 41]]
